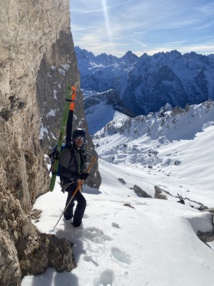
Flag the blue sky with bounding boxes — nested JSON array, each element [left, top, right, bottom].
[[70, 0, 214, 57]]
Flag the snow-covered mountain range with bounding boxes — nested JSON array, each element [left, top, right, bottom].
[[75, 46, 214, 115]]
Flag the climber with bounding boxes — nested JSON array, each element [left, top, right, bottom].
[[59, 128, 89, 227]]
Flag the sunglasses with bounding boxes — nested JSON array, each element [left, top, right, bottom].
[[75, 136, 84, 140]]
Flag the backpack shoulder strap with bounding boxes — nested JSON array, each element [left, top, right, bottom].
[[59, 147, 72, 168]]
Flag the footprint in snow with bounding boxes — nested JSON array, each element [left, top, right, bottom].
[[111, 247, 132, 265], [94, 269, 114, 286], [84, 227, 112, 243]]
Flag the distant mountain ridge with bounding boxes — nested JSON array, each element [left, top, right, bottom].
[[75, 46, 214, 115]]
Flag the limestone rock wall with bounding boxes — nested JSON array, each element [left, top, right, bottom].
[[0, 0, 71, 209], [0, 0, 100, 285], [36, 31, 101, 189]]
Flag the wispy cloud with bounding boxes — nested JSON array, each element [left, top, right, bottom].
[[70, 0, 214, 56]]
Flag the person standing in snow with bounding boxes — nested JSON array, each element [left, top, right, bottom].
[[59, 128, 89, 227]]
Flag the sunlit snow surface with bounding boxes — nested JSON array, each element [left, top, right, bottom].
[[22, 102, 214, 286]]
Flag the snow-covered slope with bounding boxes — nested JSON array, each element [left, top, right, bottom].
[[93, 101, 214, 207], [21, 101, 214, 286], [22, 173, 214, 286], [84, 89, 131, 134]]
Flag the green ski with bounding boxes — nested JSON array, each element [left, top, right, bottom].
[[49, 86, 76, 191]]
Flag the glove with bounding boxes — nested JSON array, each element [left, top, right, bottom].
[[79, 173, 89, 180]]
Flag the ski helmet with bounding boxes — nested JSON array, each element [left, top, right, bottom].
[[73, 128, 86, 140]]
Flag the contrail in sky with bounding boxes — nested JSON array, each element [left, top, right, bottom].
[[101, 0, 112, 44]]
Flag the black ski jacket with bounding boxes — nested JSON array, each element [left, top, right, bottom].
[[59, 146, 86, 181]]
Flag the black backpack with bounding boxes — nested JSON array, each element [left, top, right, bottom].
[[49, 144, 66, 176], [49, 143, 87, 176]]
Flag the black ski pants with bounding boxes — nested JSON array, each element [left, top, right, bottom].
[[63, 181, 86, 226]]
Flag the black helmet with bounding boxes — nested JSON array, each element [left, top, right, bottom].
[[73, 128, 86, 140]]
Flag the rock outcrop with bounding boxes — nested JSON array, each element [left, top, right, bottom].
[[0, 189, 75, 285], [0, 1, 100, 285], [133, 185, 152, 198]]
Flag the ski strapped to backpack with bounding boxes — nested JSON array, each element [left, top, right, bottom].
[[66, 86, 76, 145], [49, 86, 77, 191], [50, 156, 97, 232]]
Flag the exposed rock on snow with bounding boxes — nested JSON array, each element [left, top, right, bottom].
[[154, 186, 168, 200], [118, 178, 126, 185], [133, 185, 152, 198]]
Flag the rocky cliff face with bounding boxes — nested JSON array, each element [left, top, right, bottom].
[[0, 1, 100, 285], [36, 31, 101, 190]]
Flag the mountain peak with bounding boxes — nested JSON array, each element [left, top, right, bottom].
[[120, 51, 138, 63]]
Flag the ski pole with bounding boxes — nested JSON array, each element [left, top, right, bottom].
[[50, 156, 97, 232]]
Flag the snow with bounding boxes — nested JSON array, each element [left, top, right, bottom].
[[53, 90, 58, 99], [22, 101, 214, 286], [46, 109, 57, 118], [61, 64, 70, 71], [86, 101, 128, 134], [38, 123, 49, 140]]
